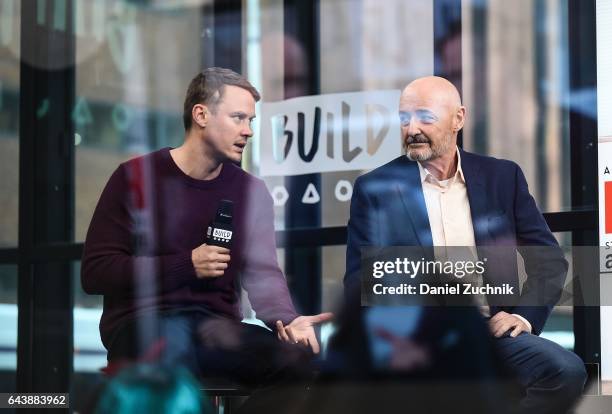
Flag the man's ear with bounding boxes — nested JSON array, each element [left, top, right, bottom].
[[454, 106, 466, 132], [192, 104, 209, 128]]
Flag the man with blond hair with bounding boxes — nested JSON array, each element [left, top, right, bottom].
[[83, 67, 331, 391]]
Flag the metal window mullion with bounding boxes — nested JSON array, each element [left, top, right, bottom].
[[17, 0, 75, 396]]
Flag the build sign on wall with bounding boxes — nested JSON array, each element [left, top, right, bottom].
[[259, 90, 402, 177]]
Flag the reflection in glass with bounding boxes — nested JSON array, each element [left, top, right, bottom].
[[0, 265, 17, 393], [462, 0, 574, 213], [0, 2, 19, 247], [75, 2, 204, 241]]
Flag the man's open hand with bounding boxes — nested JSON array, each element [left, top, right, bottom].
[[276, 312, 334, 354], [192, 244, 230, 278]]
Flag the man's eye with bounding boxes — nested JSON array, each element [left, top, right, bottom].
[[399, 114, 411, 125], [417, 112, 437, 124], [420, 116, 436, 124]]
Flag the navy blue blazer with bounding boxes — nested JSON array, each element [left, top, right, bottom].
[[344, 149, 568, 335]]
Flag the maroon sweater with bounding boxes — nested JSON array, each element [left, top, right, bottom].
[[81, 148, 298, 349]]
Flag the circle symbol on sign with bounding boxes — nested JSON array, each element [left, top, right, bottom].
[[334, 180, 353, 202]]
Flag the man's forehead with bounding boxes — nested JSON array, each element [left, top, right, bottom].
[[399, 89, 457, 113], [399, 78, 461, 109], [216, 86, 256, 111], [220, 85, 255, 101], [399, 92, 440, 111]]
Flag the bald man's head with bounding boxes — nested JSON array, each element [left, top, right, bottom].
[[401, 76, 462, 110], [398, 76, 465, 161]]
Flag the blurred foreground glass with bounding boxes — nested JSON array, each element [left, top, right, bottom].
[[0, 2, 20, 247], [74, 1, 203, 241], [0, 265, 17, 394], [462, 0, 577, 213]]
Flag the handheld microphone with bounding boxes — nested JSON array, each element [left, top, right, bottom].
[[206, 200, 233, 248]]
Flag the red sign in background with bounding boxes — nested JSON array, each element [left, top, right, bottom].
[[606, 181, 612, 233]]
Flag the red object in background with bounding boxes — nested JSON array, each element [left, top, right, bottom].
[[100, 338, 166, 377], [606, 182, 612, 234], [127, 158, 145, 210]]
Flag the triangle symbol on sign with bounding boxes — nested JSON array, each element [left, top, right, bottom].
[[73, 97, 93, 125], [302, 183, 320, 204]]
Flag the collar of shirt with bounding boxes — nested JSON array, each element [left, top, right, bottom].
[[416, 146, 465, 189]]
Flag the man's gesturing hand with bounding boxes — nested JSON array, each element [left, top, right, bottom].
[[489, 311, 530, 338], [192, 244, 230, 278], [276, 312, 334, 354]]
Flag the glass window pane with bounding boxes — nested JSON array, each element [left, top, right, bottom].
[[0, 2, 20, 247], [462, 0, 576, 213], [73, 260, 105, 373], [250, 0, 435, 230], [0, 264, 17, 394], [73, 260, 106, 412], [539, 245, 574, 351], [74, 2, 204, 241]]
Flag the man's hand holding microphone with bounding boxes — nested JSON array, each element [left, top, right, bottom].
[[192, 244, 230, 278], [193, 199, 234, 278]]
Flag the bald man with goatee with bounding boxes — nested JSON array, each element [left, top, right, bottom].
[[344, 76, 587, 413]]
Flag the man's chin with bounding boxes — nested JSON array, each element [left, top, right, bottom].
[[226, 152, 243, 164], [406, 149, 433, 162]]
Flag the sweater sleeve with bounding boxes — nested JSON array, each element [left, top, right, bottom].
[[240, 180, 299, 328], [81, 164, 196, 296]]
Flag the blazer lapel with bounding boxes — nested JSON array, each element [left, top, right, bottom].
[[395, 160, 434, 247], [460, 149, 491, 245]]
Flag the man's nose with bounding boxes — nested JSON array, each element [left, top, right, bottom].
[[402, 120, 420, 137], [242, 124, 253, 137]]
